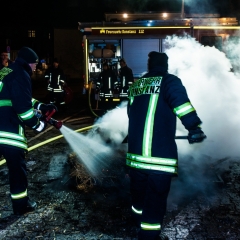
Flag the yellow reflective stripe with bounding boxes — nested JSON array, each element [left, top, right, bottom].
[[18, 109, 35, 120], [127, 153, 177, 166], [141, 222, 161, 230], [0, 139, 28, 149], [173, 102, 195, 118], [132, 206, 142, 215], [11, 189, 27, 199], [0, 131, 26, 142]]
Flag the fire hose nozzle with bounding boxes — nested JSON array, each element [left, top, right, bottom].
[[47, 118, 63, 130]]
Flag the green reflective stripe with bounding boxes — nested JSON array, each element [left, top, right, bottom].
[[31, 98, 38, 106], [173, 102, 195, 118], [0, 131, 26, 142], [19, 126, 24, 137], [126, 159, 177, 174], [11, 189, 27, 200], [141, 222, 161, 231], [142, 95, 158, 157], [18, 109, 35, 120], [0, 82, 3, 92], [0, 139, 28, 149], [129, 96, 134, 105], [0, 99, 12, 107], [127, 153, 177, 166], [132, 206, 142, 215]]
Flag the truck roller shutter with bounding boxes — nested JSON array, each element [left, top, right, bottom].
[[122, 39, 160, 77]]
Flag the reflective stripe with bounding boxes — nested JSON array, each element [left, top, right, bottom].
[[0, 99, 12, 107], [53, 89, 63, 92], [0, 139, 28, 149], [19, 126, 24, 137], [0, 82, 3, 91], [31, 98, 38, 106], [132, 206, 142, 215], [0, 131, 26, 142], [11, 189, 27, 199], [173, 102, 195, 118], [37, 103, 42, 110], [127, 153, 177, 166], [18, 109, 35, 120], [126, 159, 177, 174], [141, 222, 161, 231], [45, 75, 50, 78], [143, 94, 158, 156]]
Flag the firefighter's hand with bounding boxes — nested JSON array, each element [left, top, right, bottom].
[[34, 121, 46, 132], [188, 128, 206, 144], [39, 103, 58, 115]]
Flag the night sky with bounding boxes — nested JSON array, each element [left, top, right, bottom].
[[2, 0, 240, 28]]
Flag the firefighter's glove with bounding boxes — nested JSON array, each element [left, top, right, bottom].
[[39, 103, 58, 115], [34, 121, 46, 132], [188, 128, 206, 144]]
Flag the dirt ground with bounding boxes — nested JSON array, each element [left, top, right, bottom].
[[0, 78, 240, 239]]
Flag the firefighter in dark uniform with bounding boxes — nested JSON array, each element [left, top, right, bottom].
[[126, 51, 206, 240], [97, 62, 117, 111], [0, 47, 57, 215], [44, 58, 65, 107], [119, 58, 134, 99]]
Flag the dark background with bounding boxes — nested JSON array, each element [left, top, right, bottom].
[[2, 0, 240, 28]]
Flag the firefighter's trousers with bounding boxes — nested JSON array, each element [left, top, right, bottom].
[[129, 168, 172, 240], [0, 146, 29, 212]]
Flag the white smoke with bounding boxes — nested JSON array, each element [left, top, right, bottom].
[[165, 35, 240, 160]]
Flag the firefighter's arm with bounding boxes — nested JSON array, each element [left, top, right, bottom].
[[32, 98, 58, 115], [11, 72, 43, 130], [164, 76, 206, 143]]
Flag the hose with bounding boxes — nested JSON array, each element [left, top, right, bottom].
[[88, 81, 99, 118], [0, 125, 94, 167]]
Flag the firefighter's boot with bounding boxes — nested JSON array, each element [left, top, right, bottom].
[[13, 199, 37, 215]]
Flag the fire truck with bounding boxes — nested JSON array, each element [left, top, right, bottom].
[[78, 12, 240, 116]]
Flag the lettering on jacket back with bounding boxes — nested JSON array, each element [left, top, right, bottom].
[[128, 76, 162, 97]]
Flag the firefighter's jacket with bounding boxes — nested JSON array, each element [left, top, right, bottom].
[[45, 66, 65, 93], [0, 58, 41, 150], [126, 66, 202, 175], [97, 69, 117, 97], [119, 65, 134, 96]]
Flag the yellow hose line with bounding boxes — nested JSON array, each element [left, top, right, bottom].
[[0, 125, 95, 167], [89, 81, 99, 118]]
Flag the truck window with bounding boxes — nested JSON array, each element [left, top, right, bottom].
[[201, 36, 222, 51]]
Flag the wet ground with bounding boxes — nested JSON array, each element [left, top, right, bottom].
[[0, 77, 240, 239]]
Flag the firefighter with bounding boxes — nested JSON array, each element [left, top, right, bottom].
[[126, 51, 206, 240], [119, 58, 134, 98], [45, 58, 65, 107], [97, 62, 117, 111], [0, 47, 57, 215]]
